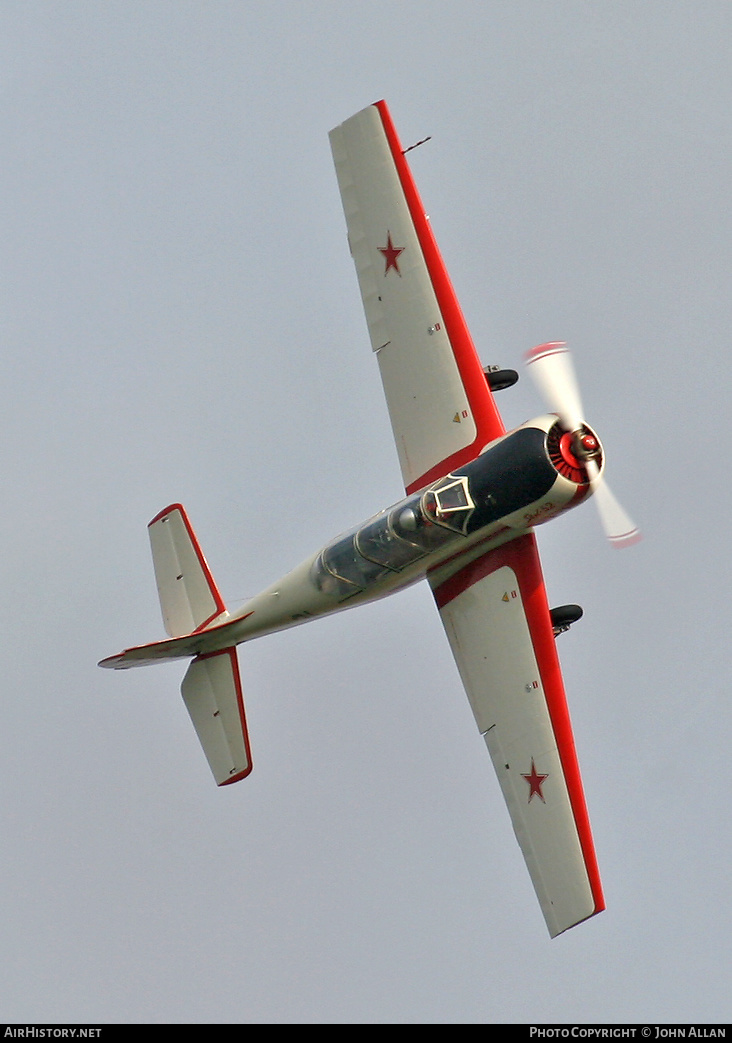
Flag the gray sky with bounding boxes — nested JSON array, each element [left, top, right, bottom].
[[1, 0, 730, 1025]]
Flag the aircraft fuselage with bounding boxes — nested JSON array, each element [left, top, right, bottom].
[[193, 417, 591, 646], [105, 413, 599, 669]]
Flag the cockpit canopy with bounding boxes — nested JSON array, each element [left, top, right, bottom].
[[311, 483, 462, 600]]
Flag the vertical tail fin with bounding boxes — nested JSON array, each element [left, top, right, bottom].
[[148, 504, 228, 638]]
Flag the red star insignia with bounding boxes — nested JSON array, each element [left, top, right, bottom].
[[521, 759, 548, 803], [378, 231, 405, 275]]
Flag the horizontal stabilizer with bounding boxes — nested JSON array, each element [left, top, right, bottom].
[[181, 648, 252, 785], [149, 504, 227, 638]]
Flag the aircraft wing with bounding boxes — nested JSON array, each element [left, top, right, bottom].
[[429, 533, 604, 937], [330, 101, 505, 494]]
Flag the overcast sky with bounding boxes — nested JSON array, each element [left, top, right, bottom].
[[2, 0, 731, 1025]]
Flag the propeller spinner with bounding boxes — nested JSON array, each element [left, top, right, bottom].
[[525, 342, 640, 548]]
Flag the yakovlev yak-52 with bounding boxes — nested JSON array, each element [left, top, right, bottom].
[[100, 101, 639, 937]]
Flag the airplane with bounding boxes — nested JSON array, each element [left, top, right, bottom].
[[99, 100, 639, 938]]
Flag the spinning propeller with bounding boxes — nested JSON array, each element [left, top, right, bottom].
[[525, 342, 640, 548]]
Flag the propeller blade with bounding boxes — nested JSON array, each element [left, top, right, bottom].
[[525, 341, 585, 432], [585, 459, 641, 548], [526, 341, 640, 547]]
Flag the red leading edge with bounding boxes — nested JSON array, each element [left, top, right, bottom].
[[375, 100, 506, 494], [196, 648, 253, 785], [148, 503, 227, 633], [432, 532, 606, 922]]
